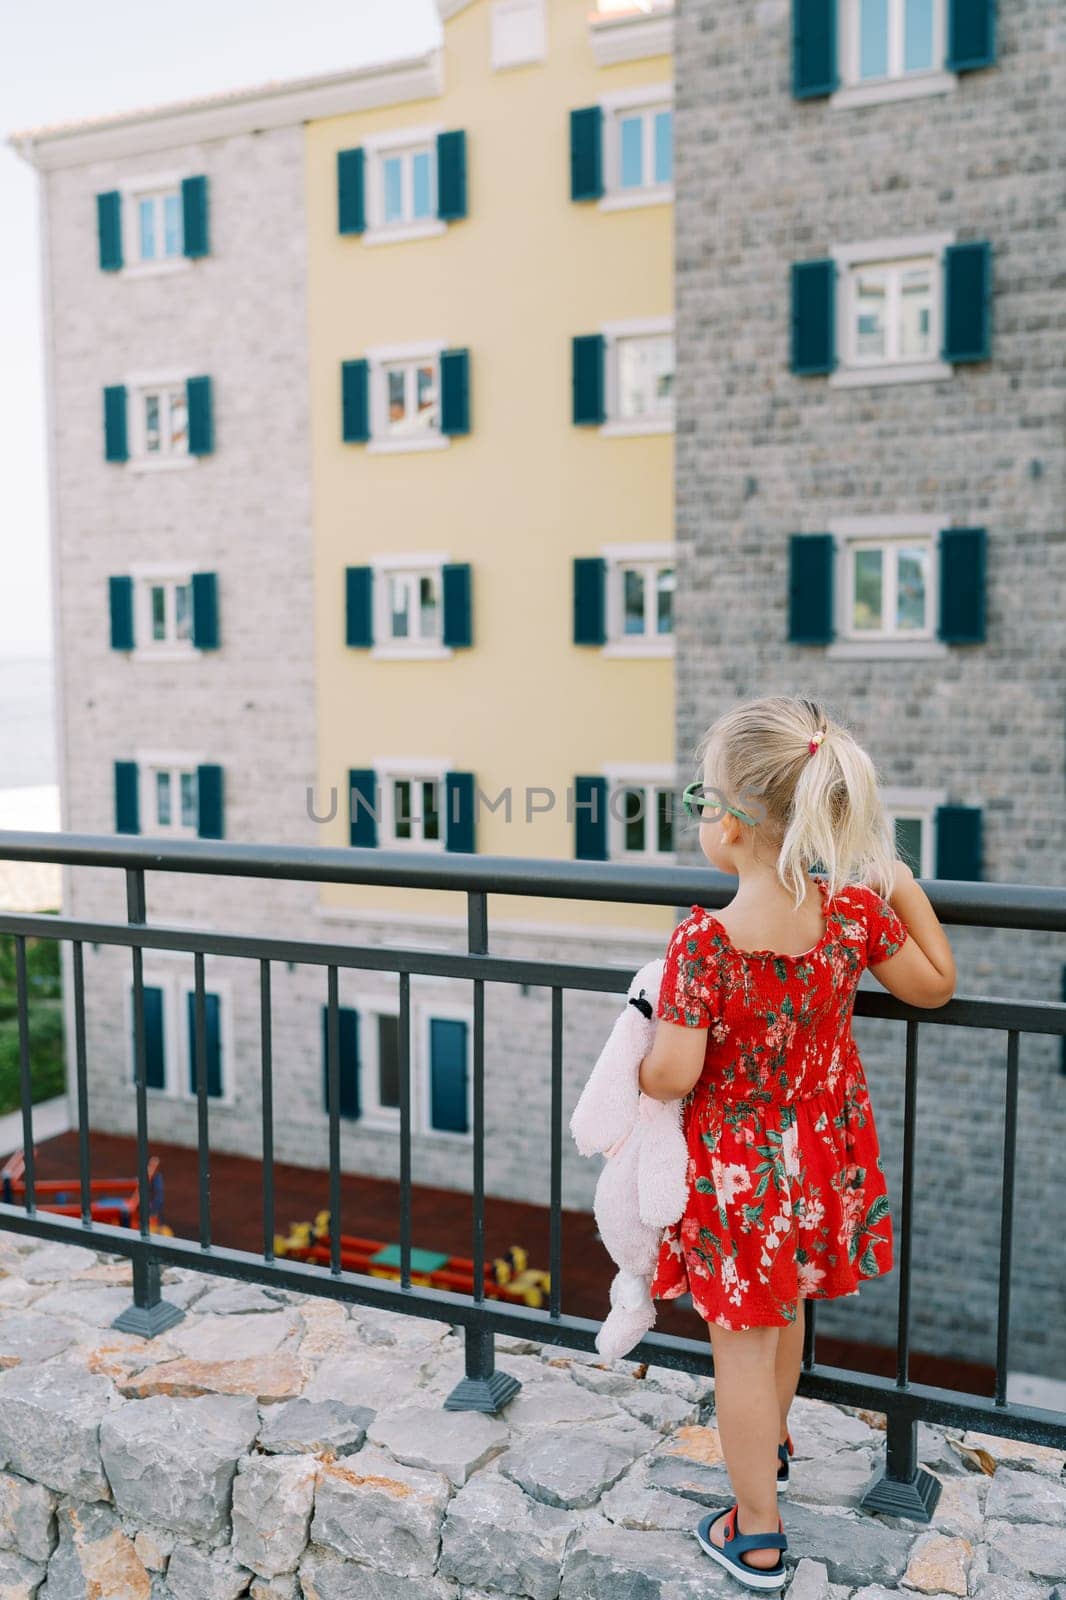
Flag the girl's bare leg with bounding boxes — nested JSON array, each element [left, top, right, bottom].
[[706, 1320, 782, 1570], [775, 1296, 805, 1445]]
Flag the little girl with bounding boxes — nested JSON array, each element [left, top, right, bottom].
[[638, 695, 956, 1591]]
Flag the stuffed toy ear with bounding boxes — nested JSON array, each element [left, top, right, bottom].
[[569, 1004, 644, 1157]]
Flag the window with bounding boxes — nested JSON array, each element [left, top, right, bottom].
[[153, 767, 199, 834], [881, 788, 946, 879], [603, 768, 676, 863], [364, 127, 447, 244], [134, 188, 183, 263], [600, 88, 673, 208], [379, 763, 447, 850], [381, 145, 435, 228], [844, 536, 934, 640], [831, 235, 953, 386], [138, 383, 188, 459], [130, 970, 229, 1101], [144, 576, 194, 650], [491, 0, 546, 69], [361, 343, 469, 454], [587, 319, 674, 436], [321, 994, 471, 1138], [384, 358, 439, 438], [599, 543, 675, 656], [847, 0, 943, 84]]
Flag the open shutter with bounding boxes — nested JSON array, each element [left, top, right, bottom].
[[788, 534, 835, 643], [115, 761, 140, 835], [943, 242, 991, 364], [935, 806, 982, 881], [947, 0, 996, 71], [181, 176, 209, 259], [196, 765, 224, 840], [349, 769, 378, 848], [429, 1018, 469, 1134], [97, 192, 123, 271], [572, 335, 606, 426], [440, 349, 471, 436], [104, 386, 128, 462], [442, 563, 472, 648], [342, 360, 370, 443], [574, 775, 608, 862], [938, 528, 986, 644], [322, 1007, 361, 1120], [187, 376, 214, 455], [191, 573, 220, 650], [791, 260, 836, 374], [792, 0, 838, 97], [570, 106, 603, 202], [437, 130, 467, 221], [187, 991, 223, 1099], [142, 986, 166, 1090], [337, 148, 366, 235], [445, 772, 477, 854], [346, 567, 373, 648], [573, 557, 607, 646], [109, 577, 134, 650]]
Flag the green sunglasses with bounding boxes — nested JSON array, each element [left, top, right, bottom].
[[682, 781, 760, 827]]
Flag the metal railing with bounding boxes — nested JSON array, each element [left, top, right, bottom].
[[1, 830, 1064, 1520]]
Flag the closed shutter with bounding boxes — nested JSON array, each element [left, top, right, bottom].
[[342, 360, 370, 443], [938, 528, 986, 644], [109, 576, 134, 650], [573, 557, 607, 645], [437, 130, 468, 221], [349, 769, 378, 848], [445, 772, 477, 854], [196, 765, 225, 840], [792, 0, 839, 98], [788, 534, 835, 644], [442, 563, 473, 648], [187, 376, 214, 455], [345, 567, 374, 648], [181, 176, 209, 259], [187, 991, 223, 1098], [322, 1006, 361, 1120], [337, 148, 366, 235], [570, 107, 603, 202], [572, 334, 606, 426], [104, 386, 128, 462], [935, 805, 982, 881], [574, 775, 608, 861], [947, 0, 997, 71], [942, 242, 992, 364], [440, 349, 471, 436], [115, 761, 140, 835], [191, 573, 220, 649], [791, 260, 836, 374], [97, 192, 123, 271], [429, 1018, 469, 1134], [142, 985, 166, 1090]]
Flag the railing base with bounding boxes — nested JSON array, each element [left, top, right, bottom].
[[112, 1298, 185, 1338], [444, 1368, 522, 1414], [860, 1462, 942, 1521]]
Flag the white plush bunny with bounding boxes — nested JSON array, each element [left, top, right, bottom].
[[569, 958, 689, 1361]]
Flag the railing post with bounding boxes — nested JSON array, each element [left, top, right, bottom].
[[860, 1405, 941, 1520]]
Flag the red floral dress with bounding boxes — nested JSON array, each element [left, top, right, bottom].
[[649, 876, 908, 1330]]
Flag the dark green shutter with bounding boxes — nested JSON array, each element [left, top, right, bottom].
[[187, 376, 214, 455], [142, 985, 166, 1090], [104, 385, 128, 462], [191, 573, 219, 650], [322, 1006, 361, 1119], [573, 557, 607, 646], [789, 534, 835, 644], [938, 528, 986, 644], [346, 567, 373, 648], [181, 176, 209, 259], [792, 0, 838, 97], [574, 775, 608, 862], [442, 563, 472, 647], [109, 576, 134, 650], [445, 772, 477, 854], [337, 148, 366, 235], [947, 0, 996, 71], [187, 991, 223, 1098], [437, 130, 467, 221], [349, 769, 378, 848], [791, 260, 836, 374], [572, 335, 606, 426], [196, 765, 224, 840], [935, 806, 982, 881], [570, 106, 603, 202], [943, 242, 992, 364], [429, 1018, 468, 1134], [115, 761, 140, 835], [97, 191, 123, 271], [440, 349, 470, 436], [342, 360, 370, 443]]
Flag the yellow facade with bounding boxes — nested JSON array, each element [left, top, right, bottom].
[[305, 0, 675, 931]]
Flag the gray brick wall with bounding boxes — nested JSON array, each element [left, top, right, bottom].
[[673, 0, 1065, 1376]]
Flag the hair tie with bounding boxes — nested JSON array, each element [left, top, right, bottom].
[[808, 730, 826, 756]]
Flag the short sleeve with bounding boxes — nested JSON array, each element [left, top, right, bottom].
[[657, 911, 718, 1028], [862, 886, 909, 966]]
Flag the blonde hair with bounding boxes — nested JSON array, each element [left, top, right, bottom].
[[695, 695, 897, 909]]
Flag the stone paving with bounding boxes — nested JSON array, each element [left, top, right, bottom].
[[0, 1234, 1062, 1599]]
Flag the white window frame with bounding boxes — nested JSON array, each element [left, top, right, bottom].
[[826, 516, 948, 660], [603, 762, 678, 865], [600, 316, 675, 437], [881, 786, 946, 879], [833, 0, 956, 110], [356, 995, 403, 1130], [130, 563, 196, 662], [137, 748, 204, 838], [363, 125, 446, 247], [370, 552, 454, 662], [118, 172, 189, 277], [124, 369, 198, 472], [128, 962, 235, 1107], [491, 0, 547, 70], [333, 988, 474, 1141], [375, 756, 450, 852], [599, 84, 674, 212], [420, 1001, 474, 1143], [600, 541, 676, 658], [365, 341, 450, 455], [830, 235, 953, 389]]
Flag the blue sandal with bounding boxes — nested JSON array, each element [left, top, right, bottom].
[[695, 1503, 788, 1591], [777, 1430, 795, 1491]]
